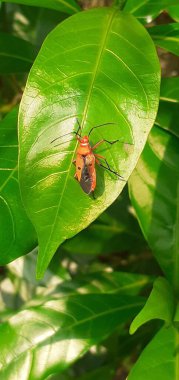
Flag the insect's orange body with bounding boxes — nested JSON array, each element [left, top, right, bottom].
[[74, 136, 96, 194], [51, 120, 124, 196]]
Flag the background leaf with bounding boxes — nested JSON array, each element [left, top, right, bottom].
[[63, 189, 147, 256], [129, 123, 179, 288], [160, 76, 179, 103], [0, 292, 144, 380], [149, 23, 179, 56], [0, 32, 37, 73], [130, 277, 174, 334], [1, 0, 80, 14], [124, 0, 179, 21], [167, 5, 179, 22], [128, 326, 179, 380], [18, 7, 160, 278], [0, 108, 37, 265], [0, 3, 68, 47], [155, 101, 179, 138]]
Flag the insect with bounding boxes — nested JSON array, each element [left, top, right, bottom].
[[51, 119, 124, 195]]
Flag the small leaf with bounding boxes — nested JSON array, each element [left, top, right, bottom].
[[160, 77, 179, 103], [155, 101, 179, 138], [167, 5, 179, 22], [129, 123, 179, 287], [19, 7, 160, 278], [128, 326, 179, 380], [0, 293, 144, 380], [149, 23, 179, 56], [2, 0, 80, 14], [124, 0, 179, 21], [130, 277, 175, 334], [0, 108, 37, 265], [0, 32, 37, 74]]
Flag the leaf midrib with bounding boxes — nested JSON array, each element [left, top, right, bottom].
[[2, 0, 79, 13], [38, 8, 117, 275], [0, 165, 17, 193], [0, 52, 33, 64], [56, 0, 80, 13]]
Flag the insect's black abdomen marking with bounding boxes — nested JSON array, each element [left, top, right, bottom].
[[80, 157, 93, 194]]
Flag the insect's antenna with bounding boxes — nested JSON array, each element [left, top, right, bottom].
[[51, 131, 74, 144], [76, 118, 82, 137], [88, 122, 117, 136], [51, 119, 82, 144], [53, 138, 74, 147]]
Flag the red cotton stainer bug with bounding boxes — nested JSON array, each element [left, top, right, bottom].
[[51, 119, 124, 196]]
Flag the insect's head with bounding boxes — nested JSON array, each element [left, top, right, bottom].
[[80, 136, 89, 145]]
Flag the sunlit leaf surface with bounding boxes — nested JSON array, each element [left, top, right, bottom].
[[0, 293, 144, 380]]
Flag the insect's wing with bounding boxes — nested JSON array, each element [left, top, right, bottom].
[[80, 155, 96, 194]]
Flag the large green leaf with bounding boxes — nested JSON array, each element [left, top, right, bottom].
[[130, 277, 174, 334], [0, 293, 144, 380], [0, 108, 37, 265], [1, 0, 80, 14], [149, 23, 179, 56], [128, 326, 179, 380], [129, 124, 179, 288], [19, 7, 160, 278], [0, 32, 37, 74]]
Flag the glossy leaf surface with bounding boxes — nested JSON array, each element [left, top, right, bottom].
[[129, 124, 179, 287], [0, 32, 37, 74], [130, 277, 174, 334], [2, 0, 80, 14], [0, 108, 36, 265], [19, 7, 160, 278], [128, 326, 179, 380], [0, 293, 144, 380], [149, 23, 179, 56]]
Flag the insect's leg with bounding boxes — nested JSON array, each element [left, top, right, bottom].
[[96, 156, 124, 180], [100, 163, 124, 180], [94, 153, 112, 171], [72, 159, 76, 165], [92, 139, 119, 151]]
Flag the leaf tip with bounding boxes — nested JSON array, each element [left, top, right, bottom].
[[129, 321, 137, 335]]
